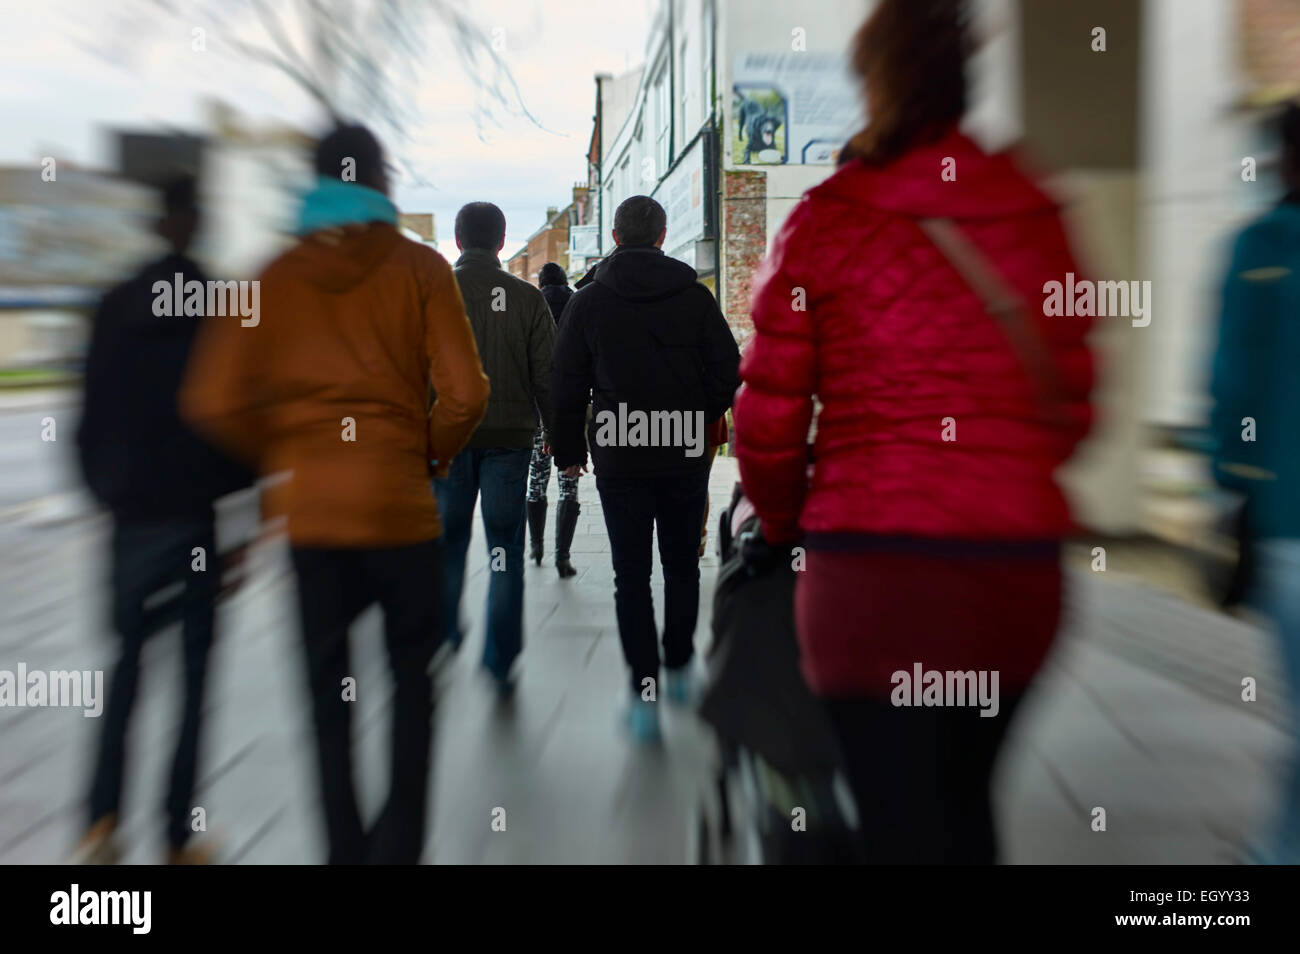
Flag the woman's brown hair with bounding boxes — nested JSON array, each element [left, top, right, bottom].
[[840, 0, 972, 166]]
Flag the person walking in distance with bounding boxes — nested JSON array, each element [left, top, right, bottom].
[[551, 196, 740, 742], [182, 124, 490, 863], [526, 262, 581, 577], [436, 202, 555, 695]]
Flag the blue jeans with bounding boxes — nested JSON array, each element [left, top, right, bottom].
[[1254, 538, 1300, 863], [434, 447, 531, 680]]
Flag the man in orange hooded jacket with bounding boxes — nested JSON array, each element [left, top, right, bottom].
[[182, 124, 489, 863]]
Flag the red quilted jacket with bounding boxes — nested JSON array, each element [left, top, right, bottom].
[[734, 128, 1094, 544]]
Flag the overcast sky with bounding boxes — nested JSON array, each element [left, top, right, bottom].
[[0, 0, 655, 264]]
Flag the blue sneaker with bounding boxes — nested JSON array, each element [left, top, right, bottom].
[[664, 663, 702, 707], [623, 694, 661, 743]]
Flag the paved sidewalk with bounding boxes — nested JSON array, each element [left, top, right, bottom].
[[0, 456, 1291, 863]]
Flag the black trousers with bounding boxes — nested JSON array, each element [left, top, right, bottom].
[[90, 514, 218, 849], [823, 692, 1024, 864], [290, 538, 442, 865], [596, 469, 709, 693]]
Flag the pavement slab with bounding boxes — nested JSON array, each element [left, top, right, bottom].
[[0, 456, 1292, 863]]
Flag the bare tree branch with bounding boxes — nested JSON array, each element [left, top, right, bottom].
[[228, 39, 337, 120], [78, 0, 555, 190]]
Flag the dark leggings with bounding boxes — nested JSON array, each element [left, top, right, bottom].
[[823, 692, 1023, 864]]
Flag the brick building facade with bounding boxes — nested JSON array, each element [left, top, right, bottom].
[[505, 208, 564, 285], [720, 169, 765, 345], [505, 186, 590, 285]]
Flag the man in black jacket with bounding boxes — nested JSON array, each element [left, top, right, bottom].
[[74, 176, 254, 863], [550, 195, 740, 742]]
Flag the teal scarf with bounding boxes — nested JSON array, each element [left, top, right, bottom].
[[296, 176, 397, 236]]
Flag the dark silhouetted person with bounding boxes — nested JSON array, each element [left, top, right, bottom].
[[181, 125, 490, 863], [435, 203, 554, 696], [538, 261, 574, 322], [527, 262, 580, 577], [551, 195, 740, 742], [74, 175, 254, 864]]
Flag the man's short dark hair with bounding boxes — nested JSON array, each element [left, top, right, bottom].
[[613, 195, 667, 247], [160, 175, 197, 216], [538, 262, 567, 286], [314, 123, 386, 191], [455, 202, 507, 250]]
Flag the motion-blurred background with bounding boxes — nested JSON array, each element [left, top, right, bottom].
[[1, 0, 1297, 864]]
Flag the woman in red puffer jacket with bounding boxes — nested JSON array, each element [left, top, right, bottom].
[[732, 0, 1095, 864]]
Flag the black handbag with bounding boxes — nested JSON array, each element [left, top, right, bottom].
[[699, 511, 843, 778]]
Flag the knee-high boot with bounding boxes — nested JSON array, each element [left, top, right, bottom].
[[527, 499, 547, 566], [555, 499, 580, 579]]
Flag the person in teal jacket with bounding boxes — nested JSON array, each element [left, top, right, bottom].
[[1210, 101, 1300, 863]]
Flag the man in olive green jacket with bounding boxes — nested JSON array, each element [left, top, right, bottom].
[[435, 201, 555, 694]]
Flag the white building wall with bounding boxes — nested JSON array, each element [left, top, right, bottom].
[[718, 0, 867, 246], [1142, 0, 1258, 427], [599, 0, 714, 256], [203, 141, 304, 278]]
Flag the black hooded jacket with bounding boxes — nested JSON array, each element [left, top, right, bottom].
[[540, 283, 573, 324], [77, 253, 255, 519], [550, 245, 740, 478]]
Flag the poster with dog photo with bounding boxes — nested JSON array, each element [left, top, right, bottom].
[[732, 52, 859, 165], [733, 87, 788, 164]]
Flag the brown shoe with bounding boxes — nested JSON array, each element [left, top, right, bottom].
[[70, 816, 120, 865], [165, 840, 217, 865]]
